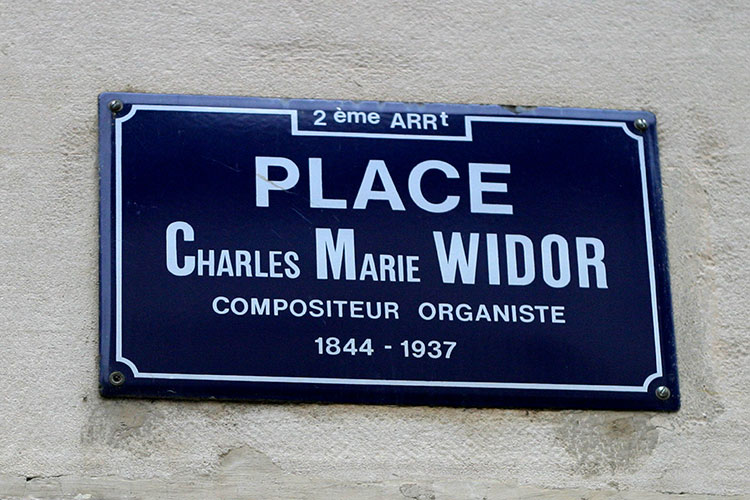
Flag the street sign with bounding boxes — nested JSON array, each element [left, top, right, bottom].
[[99, 92, 679, 410]]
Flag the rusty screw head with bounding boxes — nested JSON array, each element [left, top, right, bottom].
[[108, 99, 124, 113], [109, 371, 125, 386], [655, 385, 671, 400], [634, 118, 648, 131]]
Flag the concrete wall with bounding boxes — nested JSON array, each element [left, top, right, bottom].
[[1, 1, 748, 498]]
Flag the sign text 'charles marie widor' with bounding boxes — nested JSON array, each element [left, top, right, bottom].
[[99, 93, 679, 410]]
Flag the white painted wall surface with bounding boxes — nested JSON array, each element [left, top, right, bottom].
[[1, 1, 748, 498]]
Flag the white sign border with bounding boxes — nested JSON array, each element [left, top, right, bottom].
[[113, 104, 662, 393]]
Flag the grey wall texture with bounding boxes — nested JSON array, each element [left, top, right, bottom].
[[1, 1, 749, 499]]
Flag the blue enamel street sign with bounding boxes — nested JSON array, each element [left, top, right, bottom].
[[99, 92, 679, 410]]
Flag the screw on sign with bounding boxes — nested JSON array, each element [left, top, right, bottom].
[[109, 371, 125, 386], [108, 99, 123, 113], [655, 386, 671, 400]]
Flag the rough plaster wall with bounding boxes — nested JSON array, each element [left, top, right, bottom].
[[1, 1, 748, 498]]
